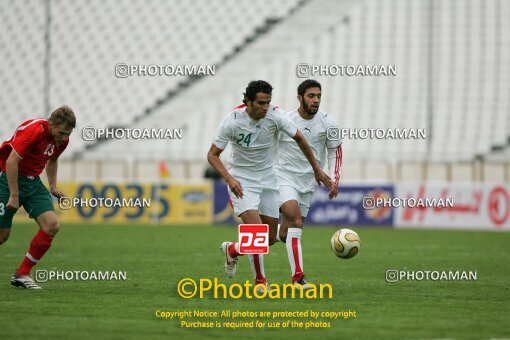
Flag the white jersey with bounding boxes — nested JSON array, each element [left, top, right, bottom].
[[212, 104, 297, 183], [276, 109, 342, 193]]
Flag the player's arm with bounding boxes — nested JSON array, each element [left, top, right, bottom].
[[46, 158, 65, 199], [5, 150, 22, 210], [327, 144, 342, 199], [207, 144, 243, 199], [292, 130, 332, 189]]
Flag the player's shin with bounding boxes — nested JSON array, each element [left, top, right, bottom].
[[248, 254, 266, 283], [16, 229, 54, 276], [286, 228, 304, 282]]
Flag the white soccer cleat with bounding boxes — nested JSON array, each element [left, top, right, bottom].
[[220, 241, 238, 278], [11, 275, 43, 289], [294, 277, 314, 291], [255, 279, 271, 295]]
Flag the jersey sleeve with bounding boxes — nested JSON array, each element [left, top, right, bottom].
[[212, 115, 233, 150], [9, 124, 44, 159], [275, 109, 298, 137], [327, 144, 342, 184], [325, 115, 342, 149], [325, 114, 342, 184]]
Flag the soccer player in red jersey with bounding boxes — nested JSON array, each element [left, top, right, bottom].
[[0, 106, 76, 289]]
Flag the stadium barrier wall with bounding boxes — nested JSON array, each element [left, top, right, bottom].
[[214, 181, 510, 230], [394, 182, 510, 230], [11, 180, 509, 230], [214, 180, 395, 227], [13, 181, 213, 224]]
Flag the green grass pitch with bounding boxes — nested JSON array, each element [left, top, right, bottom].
[[0, 223, 508, 339]]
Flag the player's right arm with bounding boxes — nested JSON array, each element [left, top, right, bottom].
[[4, 120, 44, 210], [6, 150, 22, 210], [208, 114, 243, 198], [207, 145, 243, 199]]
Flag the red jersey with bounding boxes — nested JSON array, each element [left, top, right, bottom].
[[0, 119, 69, 177]]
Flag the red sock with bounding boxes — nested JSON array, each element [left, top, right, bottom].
[[228, 242, 243, 258], [251, 255, 266, 283], [16, 229, 54, 276]]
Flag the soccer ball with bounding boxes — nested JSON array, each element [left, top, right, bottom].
[[330, 229, 360, 259]]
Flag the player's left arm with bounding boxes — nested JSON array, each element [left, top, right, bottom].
[[46, 158, 65, 199]]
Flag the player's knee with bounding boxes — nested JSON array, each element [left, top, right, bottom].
[[289, 216, 303, 229], [0, 233, 9, 245], [279, 229, 288, 242], [43, 220, 60, 236], [269, 236, 278, 246]]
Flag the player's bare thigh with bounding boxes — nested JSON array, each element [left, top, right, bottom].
[[239, 210, 279, 245], [35, 211, 60, 237], [279, 200, 305, 241], [0, 228, 11, 245], [239, 210, 263, 224], [261, 215, 278, 245]]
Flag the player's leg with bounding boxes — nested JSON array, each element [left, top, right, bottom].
[[226, 209, 263, 259], [221, 209, 262, 278], [0, 228, 11, 245], [12, 177, 56, 289], [0, 173, 15, 245], [255, 188, 280, 291], [275, 185, 301, 244], [277, 216, 289, 243], [248, 214, 276, 288], [0, 173, 40, 286], [280, 199, 305, 283], [279, 185, 315, 289], [15, 211, 58, 275], [239, 210, 269, 289], [220, 185, 262, 278]]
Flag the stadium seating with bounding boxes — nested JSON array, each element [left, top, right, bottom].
[[87, 0, 509, 164], [1, 0, 508, 180], [0, 0, 301, 155]]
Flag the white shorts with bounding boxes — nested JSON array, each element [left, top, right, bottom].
[[278, 185, 314, 218], [228, 178, 279, 218]]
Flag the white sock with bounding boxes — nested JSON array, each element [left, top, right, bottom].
[[286, 228, 303, 282], [248, 254, 266, 282]]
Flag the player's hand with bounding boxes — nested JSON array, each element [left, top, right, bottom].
[[50, 188, 66, 200], [315, 169, 332, 189], [328, 183, 339, 200], [6, 195, 19, 210], [226, 176, 243, 199]]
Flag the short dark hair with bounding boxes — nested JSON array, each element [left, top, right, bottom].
[[49, 105, 76, 128], [297, 79, 321, 97], [243, 80, 273, 104]]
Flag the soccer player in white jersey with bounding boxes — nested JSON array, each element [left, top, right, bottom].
[[274, 79, 342, 289], [207, 80, 332, 291]]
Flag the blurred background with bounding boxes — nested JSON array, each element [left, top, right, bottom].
[[0, 0, 508, 229]]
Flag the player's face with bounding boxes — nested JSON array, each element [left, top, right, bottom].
[[300, 87, 321, 115], [246, 93, 271, 120], [50, 123, 73, 145]]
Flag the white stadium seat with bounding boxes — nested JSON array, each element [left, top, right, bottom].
[[0, 0, 508, 179]]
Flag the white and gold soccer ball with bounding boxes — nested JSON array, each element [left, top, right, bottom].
[[330, 229, 360, 259]]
